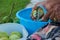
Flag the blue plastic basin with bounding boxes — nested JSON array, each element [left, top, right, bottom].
[[16, 8, 51, 35]]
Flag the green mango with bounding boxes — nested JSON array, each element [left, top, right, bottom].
[[9, 35, 20, 40], [9, 32, 22, 40], [0, 37, 9, 40], [0, 32, 8, 38]]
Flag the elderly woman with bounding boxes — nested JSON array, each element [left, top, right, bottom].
[[31, 0, 60, 40]]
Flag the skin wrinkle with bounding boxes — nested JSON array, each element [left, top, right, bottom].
[[32, 0, 60, 22], [42, 8, 53, 21], [52, 4, 60, 22], [49, 11, 55, 21], [42, 0, 60, 22]]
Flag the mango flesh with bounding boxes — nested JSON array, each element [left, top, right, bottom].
[[0, 32, 22, 40]]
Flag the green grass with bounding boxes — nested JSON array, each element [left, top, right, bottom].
[[0, 0, 30, 23]]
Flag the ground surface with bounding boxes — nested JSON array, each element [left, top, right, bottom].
[[26, 0, 44, 8]]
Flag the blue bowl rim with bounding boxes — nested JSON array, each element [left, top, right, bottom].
[[16, 8, 50, 23]]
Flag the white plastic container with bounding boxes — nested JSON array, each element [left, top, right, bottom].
[[0, 23, 28, 40]]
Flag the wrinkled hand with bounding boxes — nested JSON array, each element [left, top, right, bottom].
[[32, 0, 60, 22], [42, 0, 60, 22]]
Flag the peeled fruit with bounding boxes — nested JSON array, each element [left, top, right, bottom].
[[9, 32, 22, 40], [0, 32, 8, 38], [0, 32, 22, 40], [0, 37, 9, 40], [31, 6, 44, 21], [11, 32, 22, 38], [9, 34, 20, 40]]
